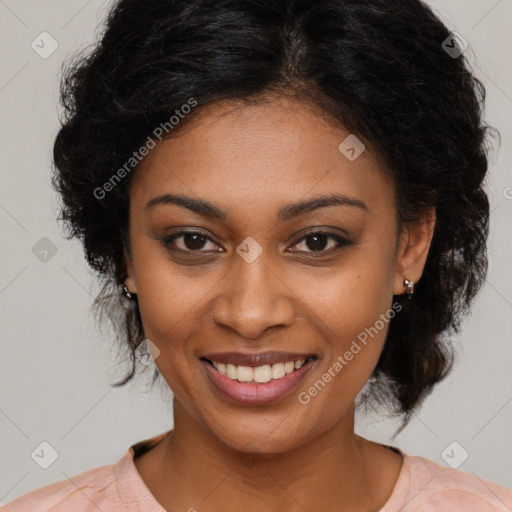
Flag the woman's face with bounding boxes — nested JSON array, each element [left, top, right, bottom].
[[125, 96, 433, 453]]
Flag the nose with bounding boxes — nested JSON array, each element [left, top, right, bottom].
[[212, 252, 296, 340]]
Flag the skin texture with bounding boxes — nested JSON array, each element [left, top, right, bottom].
[[124, 95, 435, 512]]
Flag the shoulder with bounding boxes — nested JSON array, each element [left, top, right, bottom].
[[1, 431, 171, 512], [0, 460, 122, 512], [387, 450, 512, 511]]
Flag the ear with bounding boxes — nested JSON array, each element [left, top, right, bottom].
[[393, 208, 436, 296], [124, 247, 137, 294]]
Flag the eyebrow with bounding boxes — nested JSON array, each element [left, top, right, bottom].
[[145, 192, 368, 222]]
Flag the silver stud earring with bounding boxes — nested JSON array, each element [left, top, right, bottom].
[[122, 285, 134, 299], [403, 278, 415, 299]]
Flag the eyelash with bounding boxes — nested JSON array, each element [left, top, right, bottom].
[[159, 230, 351, 258]]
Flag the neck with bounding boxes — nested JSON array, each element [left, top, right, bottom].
[[142, 402, 391, 512]]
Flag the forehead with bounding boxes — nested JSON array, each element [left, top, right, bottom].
[[130, 97, 395, 219]]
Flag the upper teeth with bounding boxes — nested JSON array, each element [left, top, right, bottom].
[[211, 360, 307, 383]]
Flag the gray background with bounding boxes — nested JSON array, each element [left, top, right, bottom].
[[1, 0, 511, 504]]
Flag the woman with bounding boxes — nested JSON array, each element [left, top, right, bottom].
[[2, 0, 511, 510]]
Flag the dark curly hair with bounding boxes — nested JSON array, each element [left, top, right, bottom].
[[52, 0, 496, 429]]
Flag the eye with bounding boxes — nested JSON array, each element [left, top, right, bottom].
[[287, 231, 350, 256], [161, 231, 222, 253], [160, 229, 350, 257]]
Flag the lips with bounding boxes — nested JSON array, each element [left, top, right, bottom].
[[200, 351, 317, 367], [199, 350, 319, 404]]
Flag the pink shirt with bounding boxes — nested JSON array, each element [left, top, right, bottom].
[[2, 431, 511, 511]]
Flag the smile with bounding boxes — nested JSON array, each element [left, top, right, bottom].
[[200, 356, 317, 405], [208, 358, 310, 383]]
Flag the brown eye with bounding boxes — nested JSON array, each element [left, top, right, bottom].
[[288, 231, 350, 256], [161, 232, 222, 253]]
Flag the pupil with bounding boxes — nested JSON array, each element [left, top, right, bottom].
[[185, 233, 206, 250], [307, 234, 328, 251]]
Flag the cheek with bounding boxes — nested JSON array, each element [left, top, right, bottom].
[[297, 244, 395, 336], [135, 269, 210, 353], [134, 267, 207, 402], [294, 249, 396, 402], [128, 235, 214, 385], [129, 225, 207, 335]]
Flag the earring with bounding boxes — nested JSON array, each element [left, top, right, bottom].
[[122, 285, 135, 300], [403, 278, 415, 299]]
